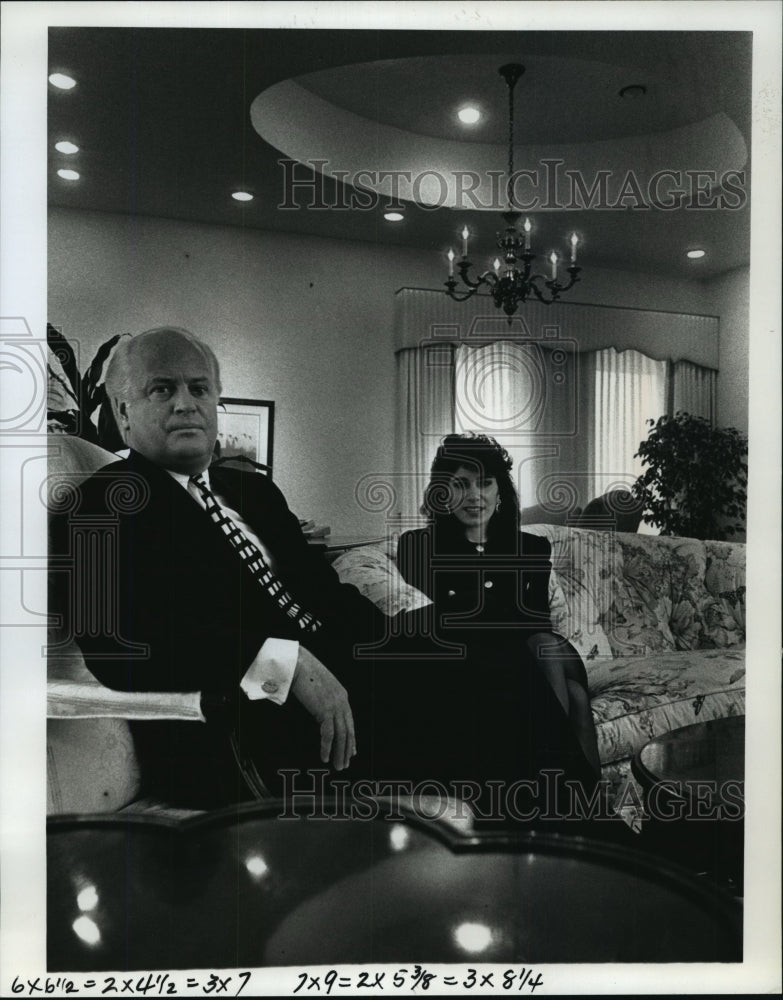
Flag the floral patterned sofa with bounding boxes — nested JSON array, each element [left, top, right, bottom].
[[331, 526, 746, 828], [47, 432, 744, 827]]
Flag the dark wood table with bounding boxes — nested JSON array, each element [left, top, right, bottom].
[[48, 800, 741, 970], [631, 715, 745, 893]]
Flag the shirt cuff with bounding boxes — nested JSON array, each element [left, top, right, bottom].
[[240, 638, 299, 706]]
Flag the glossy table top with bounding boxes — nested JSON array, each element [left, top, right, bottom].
[[633, 715, 745, 802], [48, 800, 742, 970]]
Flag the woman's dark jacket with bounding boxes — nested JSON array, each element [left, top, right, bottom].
[[397, 525, 556, 652]]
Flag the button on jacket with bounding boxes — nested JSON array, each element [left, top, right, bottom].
[[397, 525, 555, 646]]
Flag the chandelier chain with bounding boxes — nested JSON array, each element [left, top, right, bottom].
[[443, 63, 583, 320], [507, 75, 515, 211]]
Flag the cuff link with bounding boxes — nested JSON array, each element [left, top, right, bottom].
[[262, 680, 279, 694]]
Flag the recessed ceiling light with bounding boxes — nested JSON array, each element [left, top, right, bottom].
[[57, 168, 80, 181], [458, 106, 481, 125], [49, 73, 76, 90], [384, 211, 404, 222], [232, 191, 253, 202], [54, 140, 79, 155], [686, 249, 706, 259], [619, 84, 647, 99]]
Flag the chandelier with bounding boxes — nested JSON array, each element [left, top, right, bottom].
[[445, 64, 582, 321]]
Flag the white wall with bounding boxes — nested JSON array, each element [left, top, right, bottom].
[[49, 208, 448, 534], [49, 206, 743, 534], [703, 266, 750, 433], [563, 265, 709, 316]]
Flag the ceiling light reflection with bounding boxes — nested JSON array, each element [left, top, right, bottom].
[[72, 916, 101, 946], [55, 141, 80, 154], [76, 885, 99, 911], [384, 211, 404, 222], [686, 249, 706, 259], [232, 191, 254, 202], [245, 854, 269, 879], [389, 824, 410, 852], [49, 73, 77, 90], [57, 169, 80, 181], [453, 921, 493, 953]]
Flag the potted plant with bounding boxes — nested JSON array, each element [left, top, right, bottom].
[[632, 412, 747, 540], [47, 323, 125, 449]]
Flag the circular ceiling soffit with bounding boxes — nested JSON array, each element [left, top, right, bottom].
[[251, 55, 747, 212]]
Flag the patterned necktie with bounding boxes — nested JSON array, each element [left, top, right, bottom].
[[190, 473, 321, 633]]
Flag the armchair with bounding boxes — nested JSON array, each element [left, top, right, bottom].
[[47, 434, 203, 814]]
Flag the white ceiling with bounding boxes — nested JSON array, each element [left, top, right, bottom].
[[48, 28, 752, 280]]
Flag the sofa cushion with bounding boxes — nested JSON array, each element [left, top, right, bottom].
[[667, 536, 710, 650], [524, 525, 615, 668], [601, 534, 679, 657], [331, 544, 432, 617], [588, 648, 746, 766], [701, 541, 746, 647], [642, 535, 747, 652]]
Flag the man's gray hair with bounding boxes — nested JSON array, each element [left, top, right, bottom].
[[104, 327, 223, 434]]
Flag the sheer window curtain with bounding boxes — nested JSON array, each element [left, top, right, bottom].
[[585, 347, 668, 504], [395, 340, 598, 519], [395, 341, 711, 527], [453, 342, 591, 513], [394, 345, 455, 522], [671, 359, 717, 423]]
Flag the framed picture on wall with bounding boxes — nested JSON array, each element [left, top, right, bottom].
[[216, 398, 274, 475]]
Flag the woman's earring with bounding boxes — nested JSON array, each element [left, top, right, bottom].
[[495, 499, 502, 511]]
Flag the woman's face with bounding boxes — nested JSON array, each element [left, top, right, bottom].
[[449, 463, 500, 537]]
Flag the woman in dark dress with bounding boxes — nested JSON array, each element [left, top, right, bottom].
[[397, 433, 601, 777]]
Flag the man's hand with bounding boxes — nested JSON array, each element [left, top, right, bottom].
[[290, 647, 356, 771]]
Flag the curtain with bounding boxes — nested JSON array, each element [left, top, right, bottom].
[[585, 347, 668, 504], [393, 345, 455, 521], [453, 342, 591, 512], [671, 359, 716, 423], [395, 338, 712, 527]]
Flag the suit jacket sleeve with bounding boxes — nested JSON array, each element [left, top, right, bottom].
[[54, 459, 302, 697]]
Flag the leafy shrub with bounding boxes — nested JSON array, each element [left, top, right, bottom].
[[632, 412, 747, 540]]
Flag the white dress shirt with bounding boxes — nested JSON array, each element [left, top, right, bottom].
[[166, 468, 299, 721]]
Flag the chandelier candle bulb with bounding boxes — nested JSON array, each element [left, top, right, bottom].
[[443, 64, 583, 320]]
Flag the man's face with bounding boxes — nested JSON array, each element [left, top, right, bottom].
[[117, 332, 219, 474]]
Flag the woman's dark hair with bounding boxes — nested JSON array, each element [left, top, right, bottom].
[[421, 433, 520, 543]]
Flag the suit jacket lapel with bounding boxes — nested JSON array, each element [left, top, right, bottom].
[[208, 464, 277, 544], [125, 450, 249, 573]]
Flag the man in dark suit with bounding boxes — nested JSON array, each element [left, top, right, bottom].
[[59, 326, 597, 815]]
